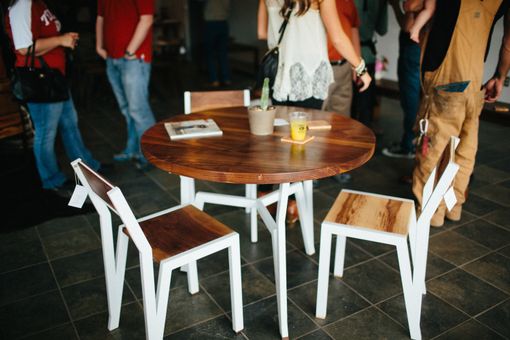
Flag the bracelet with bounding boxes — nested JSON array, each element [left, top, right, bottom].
[[353, 58, 366, 77], [124, 50, 135, 58]]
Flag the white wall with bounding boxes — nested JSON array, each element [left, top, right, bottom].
[[376, 5, 510, 103]]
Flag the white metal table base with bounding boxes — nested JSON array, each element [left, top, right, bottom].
[[180, 175, 316, 339]]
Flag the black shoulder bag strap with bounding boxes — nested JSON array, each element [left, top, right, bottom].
[[277, 3, 294, 46]]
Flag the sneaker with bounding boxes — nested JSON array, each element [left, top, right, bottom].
[[135, 158, 151, 171], [382, 144, 415, 159], [113, 152, 135, 162]]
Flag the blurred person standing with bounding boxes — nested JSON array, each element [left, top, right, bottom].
[[204, 0, 231, 87], [382, 0, 422, 159], [411, 0, 510, 226], [322, 0, 361, 116], [96, 0, 156, 169], [352, 0, 388, 128], [5, 0, 101, 193]]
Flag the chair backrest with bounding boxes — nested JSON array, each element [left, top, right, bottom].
[[71, 159, 152, 255], [418, 136, 461, 227], [183, 89, 250, 114]]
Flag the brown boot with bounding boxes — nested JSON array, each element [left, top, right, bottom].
[[430, 210, 445, 227], [446, 205, 462, 222], [286, 199, 299, 224]]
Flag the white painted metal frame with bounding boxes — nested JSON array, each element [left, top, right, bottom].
[[192, 179, 315, 339], [71, 159, 243, 340], [315, 137, 460, 340], [183, 90, 259, 240]]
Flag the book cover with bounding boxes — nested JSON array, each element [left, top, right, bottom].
[[164, 119, 223, 140]]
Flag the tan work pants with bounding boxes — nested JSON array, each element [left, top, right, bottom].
[[412, 88, 485, 219], [322, 62, 353, 116]]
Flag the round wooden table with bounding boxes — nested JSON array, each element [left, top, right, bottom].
[[141, 106, 375, 184], [141, 106, 375, 338]]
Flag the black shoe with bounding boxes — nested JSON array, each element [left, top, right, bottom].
[[382, 144, 415, 159]]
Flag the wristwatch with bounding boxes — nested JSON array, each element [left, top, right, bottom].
[[124, 50, 135, 58]]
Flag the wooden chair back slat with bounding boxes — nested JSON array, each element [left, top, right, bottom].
[[185, 90, 250, 114], [75, 161, 115, 210]]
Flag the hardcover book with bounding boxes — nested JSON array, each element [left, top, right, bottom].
[[164, 119, 223, 140]]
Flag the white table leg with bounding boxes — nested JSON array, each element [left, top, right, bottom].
[[295, 181, 315, 255], [274, 183, 290, 339], [179, 175, 199, 293]]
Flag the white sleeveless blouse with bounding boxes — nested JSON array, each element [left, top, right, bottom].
[[266, 0, 333, 102]]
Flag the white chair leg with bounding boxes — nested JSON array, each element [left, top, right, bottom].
[[333, 235, 347, 278], [180, 175, 196, 204], [185, 261, 199, 294], [316, 225, 333, 319], [139, 255, 159, 340], [396, 239, 422, 340], [295, 182, 315, 255], [154, 265, 172, 340], [246, 184, 258, 243], [228, 235, 244, 332], [107, 227, 129, 330]]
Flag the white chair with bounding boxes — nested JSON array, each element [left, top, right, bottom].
[[315, 136, 461, 340], [182, 90, 261, 241], [71, 159, 243, 340]]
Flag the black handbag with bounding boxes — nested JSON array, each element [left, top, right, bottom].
[[256, 4, 294, 90], [11, 41, 69, 103]]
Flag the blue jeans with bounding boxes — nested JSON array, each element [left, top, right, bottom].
[[205, 20, 231, 83], [398, 31, 421, 153], [27, 96, 99, 189], [106, 58, 155, 158]]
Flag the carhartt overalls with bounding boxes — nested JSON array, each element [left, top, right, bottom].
[[412, 0, 502, 224]]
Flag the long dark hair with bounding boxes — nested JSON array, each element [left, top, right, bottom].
[[280, 0, 318, 16]]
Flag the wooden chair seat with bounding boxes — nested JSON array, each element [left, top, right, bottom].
[[128, 205, 234, 262], [324, 190, 414, 236]]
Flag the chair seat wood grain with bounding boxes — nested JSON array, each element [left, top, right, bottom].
[[126, 205, 234, 262], [324, 191, 414, 235]]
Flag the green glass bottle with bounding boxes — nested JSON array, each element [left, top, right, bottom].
[[260, 77, 270, 111]]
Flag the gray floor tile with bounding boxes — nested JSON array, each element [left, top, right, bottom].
[[463, 252, 510, 294], [297, 329, 333, 339], [498, 245, 510, 258], [0, 263, 57, 306], [324, 307, 408, 340], [61, 277, 135, 320], [22, 323, 78, 340], [164, 315, 244, 339], [454, 219, 510, 249], [0, 291, 69, 339], [435, 319, 505, 340], [51, 249, 104, 287], [463, 194, 505, 217], [484, 208, 510, 230], [253, 250, 318, 289], [429, 231, 489, 266], [350, 239, 395, 256], [289, 279, 369, 326], [380, 251, 455, 281], [427, 269, 508, 316], [476, 300, 510, 338], [74, 302, 146, 340], [36, 214, 92, 238], [342, 259, 402, 304], [202, 265, 274, 312], [41, 226, 101, 260], [378, 293, 468, 339], [0, 235, 47, 273], [125, 264, 189, 299], [242, 296, 318, 340]]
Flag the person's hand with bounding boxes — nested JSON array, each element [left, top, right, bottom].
[[357, 72, 372, 92], [484, 76, 504, 103], [96, 46, 107, 59], [410, 29, 420, 43], [59, 32, 79, 49]]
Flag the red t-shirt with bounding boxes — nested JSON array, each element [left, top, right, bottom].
[[6, 0, 66, 74], [97, 0, 154, 62], [328, 0, 360, 62]]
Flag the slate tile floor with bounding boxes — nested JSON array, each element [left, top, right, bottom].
[[1, 65, 510, 339]]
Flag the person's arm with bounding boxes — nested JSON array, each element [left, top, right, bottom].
[[409, 0, 435, 43], [351, 27, 361, 81], [257, 0, 268, 40], [17, 33, 78, 56], [319, 0, 371, 91], [125, 14, 153, 59], [403, 0, 424, 13], [484, 8, 510, 103], [95, 16, 107, 59]]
